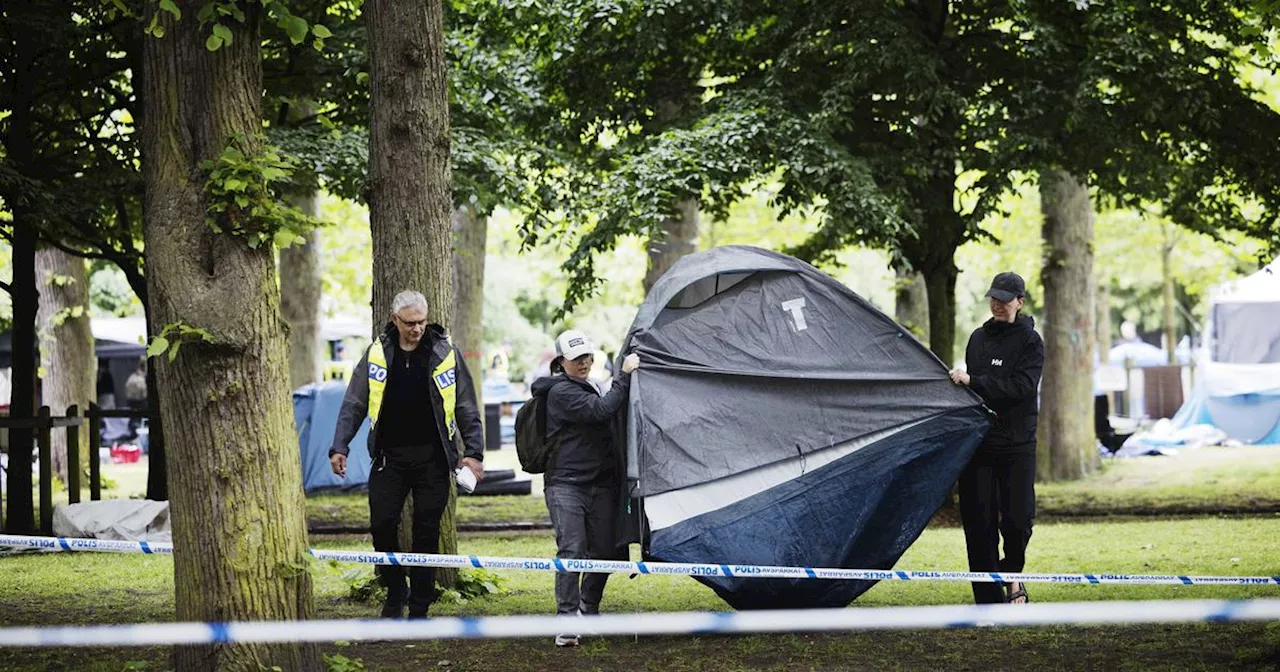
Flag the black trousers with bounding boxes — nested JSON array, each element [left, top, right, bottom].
[[958, 447, 1036, 604], [368, 453, 450, 613]]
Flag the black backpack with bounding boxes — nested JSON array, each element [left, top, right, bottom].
[[515, 384, 561, 474]]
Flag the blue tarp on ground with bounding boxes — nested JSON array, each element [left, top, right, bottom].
[[1170, 383, 1280, 444], [295, 382, 373, 492]]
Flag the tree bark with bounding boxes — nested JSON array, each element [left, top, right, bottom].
[[3, 15, 39, 532], [367, 0, 459, 588], [894, 266, 930, 344], [4, 215, 38, 534], [1095, 277, 1112, 358], [452, 204, 486, 404], [35, 248, 94, 483], [1037, 169, 1098, 482], [142, 4, 319, 670], [643, 199, 699, 293], [1161, 224, 1178, 363], [919, 261, 959, 366], [280, 195, 322, 390]]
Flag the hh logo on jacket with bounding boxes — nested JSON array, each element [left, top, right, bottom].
[[991, 359, 1004, 367]]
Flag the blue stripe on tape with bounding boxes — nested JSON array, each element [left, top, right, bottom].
[[58, 538, 71, 551], [896, 571, 910, 581], [553, 558, 566, 573], [460, 617, 483, 638], [469, 555, 482, 569], [990, 573, 1004, 585], [1085, 574, 1100, 584], [637, 562, 650, 575], [721, 565, 734, 578], [1206, 600, 1241, 623], [387, 553, 400, 566], [139, 542, 152, 555], [805, 567, 817, 579], [209, 623, 230, 644], [694, 612, 736, 634], [1272, 577, 1280, 585], [1180, 576, 1193, 586]]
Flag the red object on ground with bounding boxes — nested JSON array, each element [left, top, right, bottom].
[[110, 443, 142, 464]]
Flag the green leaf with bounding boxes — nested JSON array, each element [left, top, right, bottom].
[[206, 34, 223, 52], [311, 24, 332, 38], [147, 336, 170, 358], [283, 15, 309, 45], [168, 340, 182, 363], [159, 0, 181, 20], [213, 23, 233, 45], [145, 15, 165, 38]]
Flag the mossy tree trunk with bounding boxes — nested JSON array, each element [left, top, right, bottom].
[[643, 199, 699, 293], [141, 3, 319, 669], [366, 0, 459, 587], [35, 248, 94, 483], [280, 194, 322, 390], [452, 204, 486, 406], [894, 266, 930, 344], [1037, 168, 1098, 482]]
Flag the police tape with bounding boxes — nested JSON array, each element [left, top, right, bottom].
[[3, 535, 1279, 587], [2, 599, 1279, 647]]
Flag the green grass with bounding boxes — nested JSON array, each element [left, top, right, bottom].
[[1, 517, 1278, 670], [307, 491, 550, 529], [1039, 445, 1280, 515], [304, 445, 1280, 531]]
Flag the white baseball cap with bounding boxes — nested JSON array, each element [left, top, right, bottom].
[[554, 330, 595, 362]]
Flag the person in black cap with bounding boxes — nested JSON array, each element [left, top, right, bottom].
[[949, 271, 1044, 605]]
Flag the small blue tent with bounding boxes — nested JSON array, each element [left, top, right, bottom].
[[295, 382, 373, 491]]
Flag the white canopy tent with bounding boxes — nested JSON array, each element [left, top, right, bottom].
[[1171, 260, 1280, 444]]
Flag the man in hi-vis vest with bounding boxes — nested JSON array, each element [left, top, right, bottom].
[[330, 290, 485, 619]]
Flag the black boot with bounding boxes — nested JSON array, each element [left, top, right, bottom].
[[379, 567, 408, 619]]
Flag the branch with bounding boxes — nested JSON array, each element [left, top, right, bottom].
[[35, 234, 118, 263], [0, 279, 11, 294]]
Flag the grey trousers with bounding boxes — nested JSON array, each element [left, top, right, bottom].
[[545, 483, 617, 615]]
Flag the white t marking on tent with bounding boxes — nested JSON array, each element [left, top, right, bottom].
[[781, 298, 808, 331]]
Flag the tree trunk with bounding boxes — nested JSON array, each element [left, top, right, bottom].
[[280, 195, 322, 390], [367, 0, 458, 588], [894, 266, 930, 344], [35, 248, 94, 483], [1161, 225, 1178, 364], [3, 29, 38, 531], [1095, 277, 1112, 358], [900, 107, 963, 366], [4, 215, 38, 534], [643, 199, 699, 293], [920, 263, 959, 366], [142, 5, 319, 670], [1036, 169, 1098, 482], [452, 204, 486, 405]]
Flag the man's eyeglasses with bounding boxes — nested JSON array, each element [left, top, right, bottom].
[[395, 315, 427, 328]]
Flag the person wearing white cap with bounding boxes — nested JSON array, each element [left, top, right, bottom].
[[528, 329, 639, 647]]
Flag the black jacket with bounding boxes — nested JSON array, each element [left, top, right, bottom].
[[964, 315, 1045, 451], [329, 323, 484, 470], [531, 371, 631, 486]]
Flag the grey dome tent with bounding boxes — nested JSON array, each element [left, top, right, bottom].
[[620, 246, 990, 610]]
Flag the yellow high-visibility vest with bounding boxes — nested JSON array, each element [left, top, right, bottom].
[[366, 342, 459, 441]]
